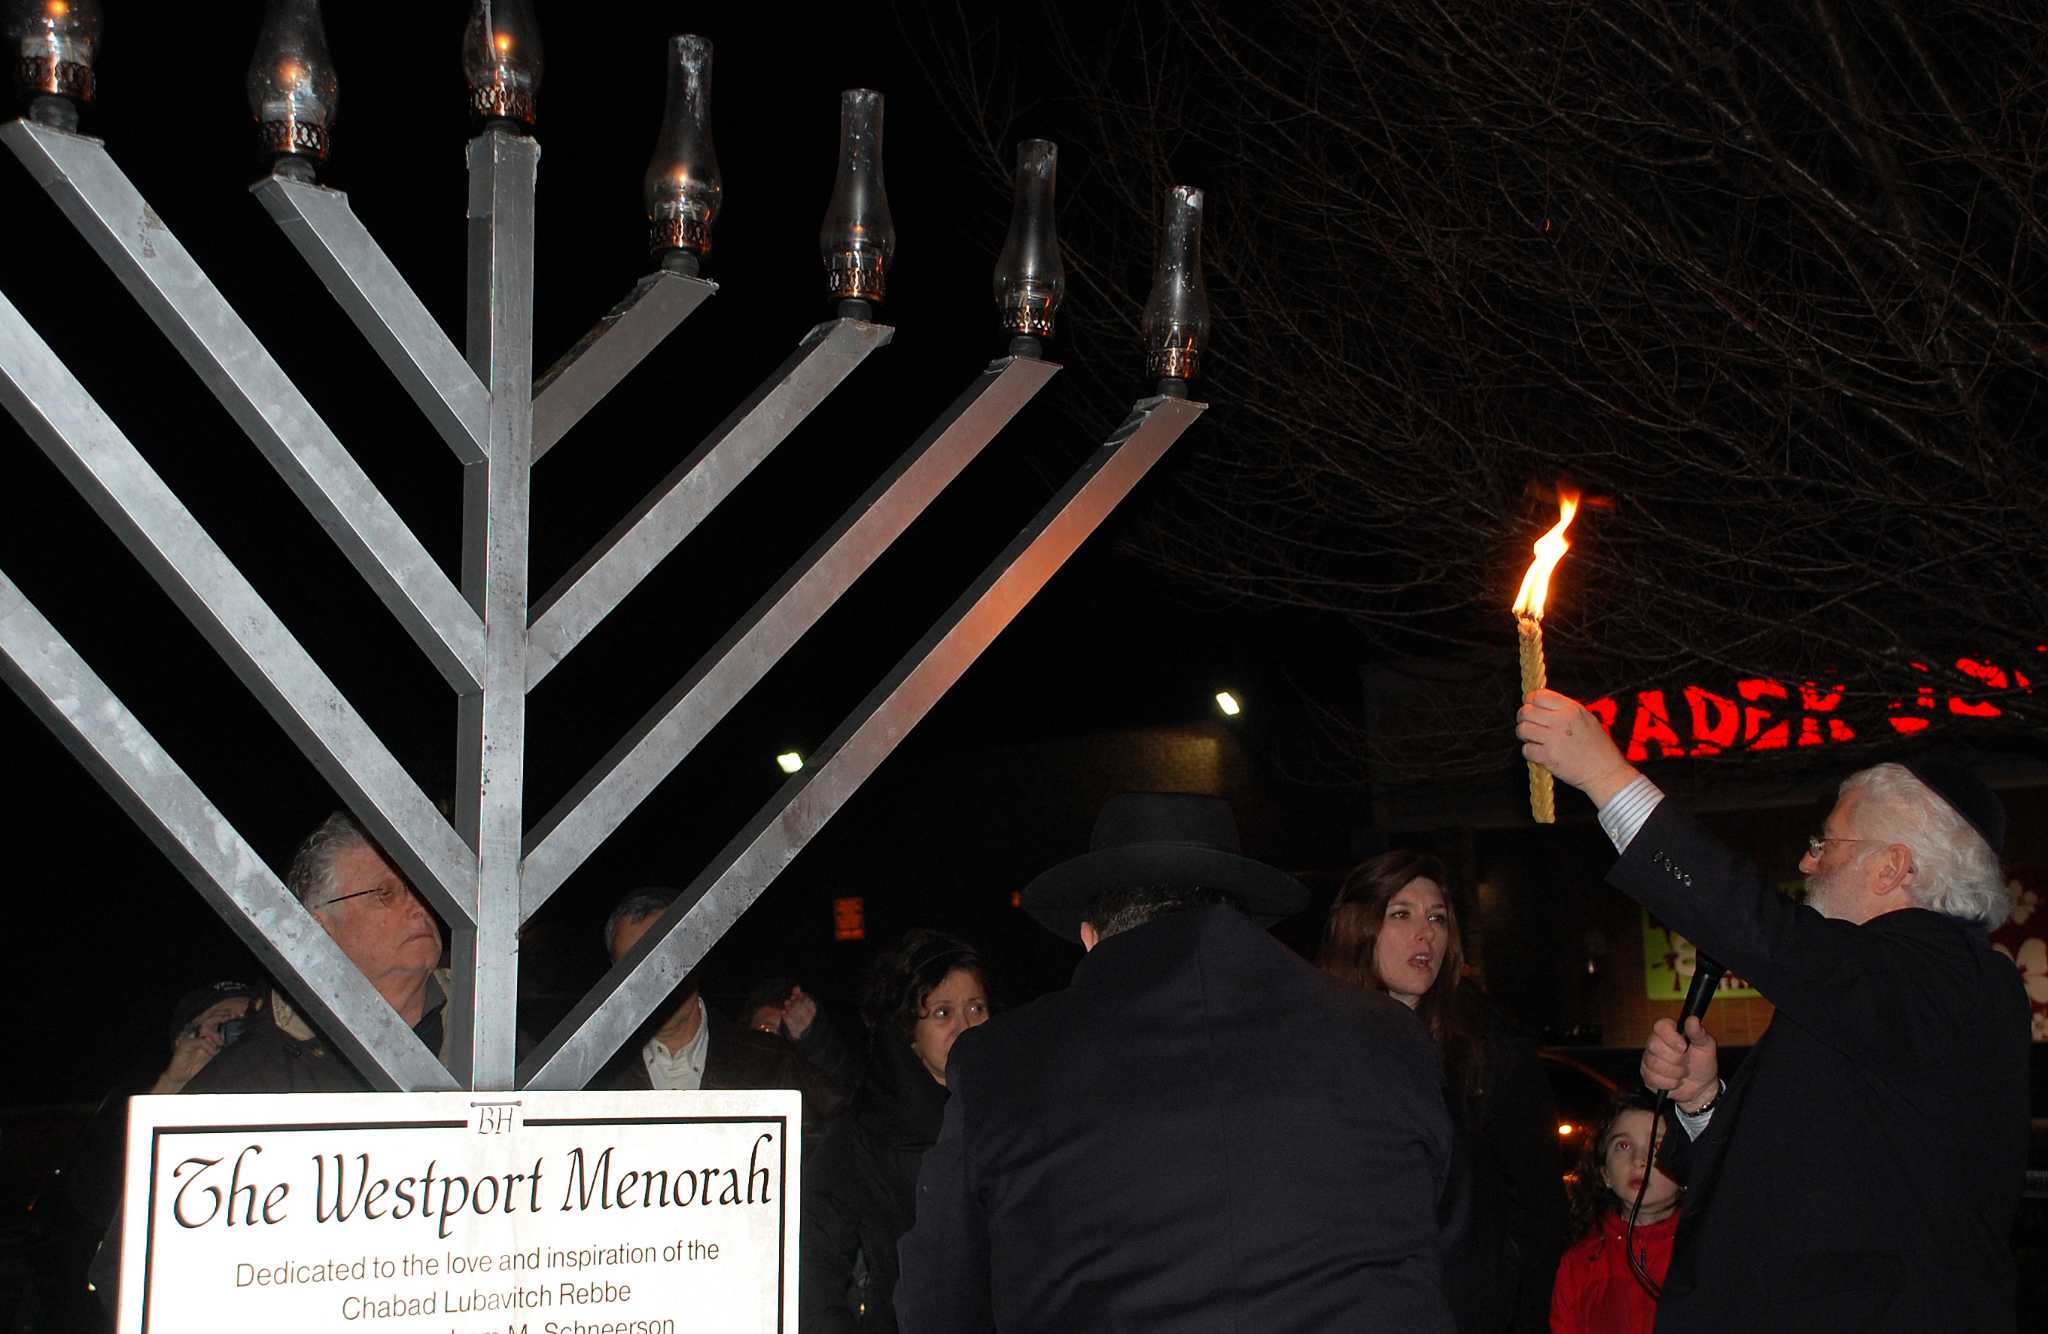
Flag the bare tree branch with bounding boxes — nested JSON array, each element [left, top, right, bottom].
[[913, 0, 2048, 787]]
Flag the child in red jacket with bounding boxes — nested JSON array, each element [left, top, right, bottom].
[[1550, 1090, 1683, 1334]]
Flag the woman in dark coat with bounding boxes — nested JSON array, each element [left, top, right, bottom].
[[800, 929, 991, 1332], [1320, 850, 1568, 1334]]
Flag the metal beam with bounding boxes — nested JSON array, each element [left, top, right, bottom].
[[531, 271, 716, 462], [0, 569, 455, 1092], [1, 119, 485, 694], [252, 173, 489, 466], [521, 352, 1060, 918], [0, 284, 475, 924], [447, 128, 538, 1092], [525, 317, 894, 685], [519, 394, 1206, 1091]]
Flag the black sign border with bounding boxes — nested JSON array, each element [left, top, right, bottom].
[[138, 1110, 792, 1333]]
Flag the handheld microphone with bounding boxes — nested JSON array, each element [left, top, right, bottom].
[[1679, 952, 1725, 1027]]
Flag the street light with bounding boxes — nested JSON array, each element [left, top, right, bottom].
[[1214, 690, 1242, 718], [775, 750, 803, 774]]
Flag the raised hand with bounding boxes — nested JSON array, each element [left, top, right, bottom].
[[781, 985, 818, 1041], [1515, 688, 1640, 807]]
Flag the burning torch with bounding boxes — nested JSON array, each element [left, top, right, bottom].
[[1511, 490, 1580, 823]]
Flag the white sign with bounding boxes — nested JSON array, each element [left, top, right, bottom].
[[117, 1089, 800, 1334]]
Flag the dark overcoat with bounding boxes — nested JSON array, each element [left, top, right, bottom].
[[894, 905, 1457, 1334], [1439, 1006, 1568, 1334], [1613, 802, 2029, 1332], [801, 1036, 949, 1332]]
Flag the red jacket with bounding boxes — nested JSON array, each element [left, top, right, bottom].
[[1549, 1209, 1677, 1334]]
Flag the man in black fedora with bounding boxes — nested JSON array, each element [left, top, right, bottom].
[[895, 792, 1457, 1334], [1517, 689, 2029, 1332]]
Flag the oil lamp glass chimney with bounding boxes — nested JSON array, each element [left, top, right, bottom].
[[1141, 185, 1209, 395], [992, 138, 1064, 358], [643, 34, 721, 276], [818, 89, 895, 319], [462, 0, 542, 130], [246, 0, 338, 182], [7, 0, 103, 130]]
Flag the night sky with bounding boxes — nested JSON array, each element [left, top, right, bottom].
[[0, 6, 1334, 1103]]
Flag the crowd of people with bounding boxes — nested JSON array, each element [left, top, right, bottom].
[[17, 688, 2032, 1332]]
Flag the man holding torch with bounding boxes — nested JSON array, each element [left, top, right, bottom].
[[1516, 690, 2028, 1332]]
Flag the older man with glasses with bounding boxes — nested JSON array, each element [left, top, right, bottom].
[[181, 811, 453, 1094], [1516, 688, 2029, 1334]]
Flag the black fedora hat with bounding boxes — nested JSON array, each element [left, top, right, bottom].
[[1019, 792, 1309, 938]]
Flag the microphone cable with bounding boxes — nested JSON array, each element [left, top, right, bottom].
[[1626, 953, 1723, 1300]]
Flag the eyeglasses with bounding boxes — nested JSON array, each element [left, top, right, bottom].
[[1805, 834, 1872, 860], [315, 883, 418, 912]]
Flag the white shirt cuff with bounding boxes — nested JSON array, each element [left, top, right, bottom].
[[1597, 775, 1664, 854], [1674, 1082, 1723, 1139]]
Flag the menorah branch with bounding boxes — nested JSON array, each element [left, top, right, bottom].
[[525, 316, 894, 685], [520, 352, 1060, 919], [521, 392, 1203, 1092], [0, 285, 478, 921], [255, 173, 490, 465], [531, 270, 717, 461], [0, 570, 457, 1092], [2, 119, 488, 694]]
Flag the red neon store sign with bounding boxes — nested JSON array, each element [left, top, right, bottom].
[[1586, 654, 2039, 762]]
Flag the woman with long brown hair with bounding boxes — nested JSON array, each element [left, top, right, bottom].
[[1321, 850, 1567, 1334]]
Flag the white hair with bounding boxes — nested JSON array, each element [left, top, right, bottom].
[[1839, 764, 2011, 928], [287, 811, 373, 909]]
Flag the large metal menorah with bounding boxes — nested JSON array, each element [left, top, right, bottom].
[[0, 10, 1212, 1091]]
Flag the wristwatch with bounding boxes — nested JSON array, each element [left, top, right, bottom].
[[1680, 1079, 1725, 1117]]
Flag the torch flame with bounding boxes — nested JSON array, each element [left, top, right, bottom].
[[1510, 490, 1580, 619]]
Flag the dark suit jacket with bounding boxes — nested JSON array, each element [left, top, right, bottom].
[[895, 906, 1457, 1334], [1612, 802, 2029, 1332], [595, 1004, 848, 1131]]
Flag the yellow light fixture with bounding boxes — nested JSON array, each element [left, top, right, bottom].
[[1214, 690, 1242, 717], [775, 751, 803, 774]]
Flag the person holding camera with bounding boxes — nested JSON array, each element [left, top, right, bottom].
[[147, 981, 258, 1095]]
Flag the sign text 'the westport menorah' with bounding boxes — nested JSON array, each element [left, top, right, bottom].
[[0, 0, 1214, 1090]]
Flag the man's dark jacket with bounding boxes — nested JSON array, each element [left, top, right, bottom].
[[181, 981, 453, 1094], [895, 906, 1456, 1334], [594, 1002, 847, 1129], [1614, 802, 2029, 1332]]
